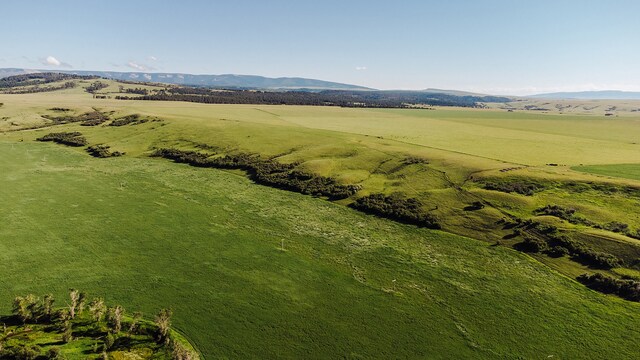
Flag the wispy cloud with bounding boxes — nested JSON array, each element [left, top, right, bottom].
[[40, 55, 72, 68], [355, 66, 367, 71], [148, 56, 158, 61], [127, 61, 155, 71]]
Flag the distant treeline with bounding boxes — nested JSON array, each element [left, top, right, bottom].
[[0, 73, 96, 89], [152, 148, 361, 199], [115, 88, 511, 108]]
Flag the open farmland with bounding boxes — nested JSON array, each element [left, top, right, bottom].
[[2, 79, 640, 358]]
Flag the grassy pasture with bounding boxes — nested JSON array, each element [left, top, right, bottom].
[[3, 82, 640, 357], [573, 163, 640, 181], [1, 141, 640, 359]]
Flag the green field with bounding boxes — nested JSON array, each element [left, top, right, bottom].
[[1, 141, 640, 359], [2, 81, 640, 358], [573, 163, 640, 181]]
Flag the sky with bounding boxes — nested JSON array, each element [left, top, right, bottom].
[[1, 0, 639, 95]]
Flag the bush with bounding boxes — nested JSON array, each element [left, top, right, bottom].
[[516, 235, 548, 253], [349, 193, 440, 229], [482, 179, 544, 196], [87, 145, 124, 158], [36, 132, 87, 147], [109, 114, 149, 126], [577, 273, 640, 301], [546, 246, 569, 258]]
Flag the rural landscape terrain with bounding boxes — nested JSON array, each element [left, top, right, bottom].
[[0, 72, 639, 358]]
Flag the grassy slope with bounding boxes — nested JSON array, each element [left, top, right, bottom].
[[2, 141, 640, 359]]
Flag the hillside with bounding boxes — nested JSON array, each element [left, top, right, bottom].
[[530, 90, 640, 100], [0, 68, 372, 91]]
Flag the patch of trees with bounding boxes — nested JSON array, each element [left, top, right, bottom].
[[0, 290, 198, 359], [0, 73, 95, 89], [36, 132, 87, 147], [481, 179, 545, 196], [515, 222, 622, 269], [42, 110, 109, 126], [115, 88, 511, 108], [349, 193, 440, 229], [122, 87, 149, 95], [85, 81, 109, 93], [152, 148, 360, 200], [109, 114, 149, 126], [86, 145, 124, 158], [48, 107, 70, 112], [577, 273, 640, 302], [0, 81, 76, 94]]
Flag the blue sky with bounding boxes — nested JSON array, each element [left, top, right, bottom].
[[1, 0, 639, 95]]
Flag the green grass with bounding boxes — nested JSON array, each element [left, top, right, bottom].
[[573, 163, 640, 181], [1, 141, 640, 359]]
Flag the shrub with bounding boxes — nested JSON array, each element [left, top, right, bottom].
[[482, 179, 544, 196], [516, 235, 548, 253], [349, 193, 440, 229], [36, 132, 87, 147], [86, 145, 124, 158], [577, 273, 640, 301]]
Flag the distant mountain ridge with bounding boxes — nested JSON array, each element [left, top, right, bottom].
[[529, 90, 640, 100], [0, 68, 372, 91]]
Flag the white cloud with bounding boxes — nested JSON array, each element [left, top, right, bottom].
[[46, 56, 61, 66], [355, 66, 367, 71], [148, 56, 158, 61], [127, 61, 156, 71], [41, 55, 73, 68], [143, 74, 152, 80], [127, 61, 147, 71], [129, 73, 139, 79]]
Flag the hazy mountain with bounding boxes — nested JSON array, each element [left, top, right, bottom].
[[0, 68, 372, 91], [529, 90, 640, 100]]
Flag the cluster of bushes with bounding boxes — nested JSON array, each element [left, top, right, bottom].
[[536, 205, 640, 239], [402, 157, 429, 165], [0, 290, 197, 360], [36, 132, 87, 147], [86, 145, 124, 158], [577, 273, 640, 302], [349, 193, 440, 229], [152, 148, 360, 200], [109, 114, 149, 126], [85, 81, 109, 93], [481, 179, 545, 196], [535, 205, 595, 226], [48, 107, 70, 112], [517, 223, 622, 269], [42, 110, 109, 126], [122, 87, 149, 95]]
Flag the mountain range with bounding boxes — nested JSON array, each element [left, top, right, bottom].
[[0, 68, 371, 91]]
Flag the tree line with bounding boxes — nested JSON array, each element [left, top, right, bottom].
[[152, 148, 361, 199], [115, 88, 511, 108]]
